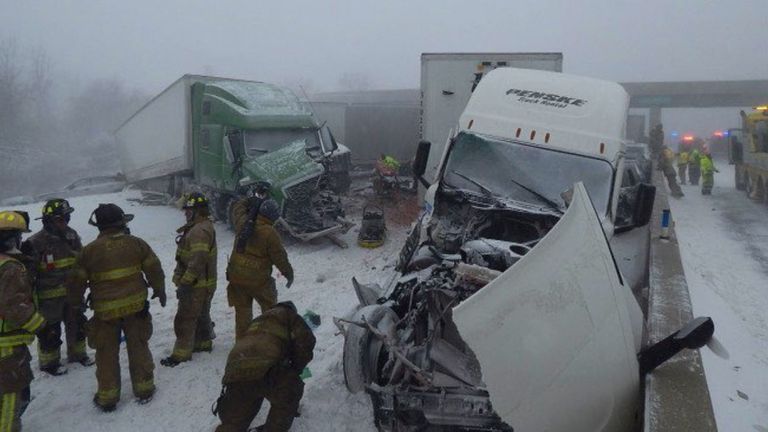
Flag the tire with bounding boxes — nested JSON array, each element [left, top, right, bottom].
[[342, 305, 399, 393]]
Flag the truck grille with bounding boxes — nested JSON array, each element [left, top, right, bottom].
[[284, 176, 344, 233]]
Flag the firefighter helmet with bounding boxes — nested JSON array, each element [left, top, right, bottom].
[[88, 203, 134, 228], [39, 198, 75, 220], [0, 211, 32, 233], [259, 199, 281, 222], [182, 192, 209, 210]]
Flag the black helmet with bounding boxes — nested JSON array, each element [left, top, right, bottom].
[[38, 198, 74, 220], [88, 203, 134, 228], [259, 199, 281, 222], [275, 301, 297, 313], [182, 192, 209, 210]]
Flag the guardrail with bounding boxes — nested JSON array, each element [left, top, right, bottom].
[[643, 167, 717, 431]]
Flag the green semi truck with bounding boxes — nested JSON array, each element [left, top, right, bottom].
[[115, 75, 352, 241]]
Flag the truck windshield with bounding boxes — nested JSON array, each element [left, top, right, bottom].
[[244, 128, 321, 156], [443, 132, 614, 216]]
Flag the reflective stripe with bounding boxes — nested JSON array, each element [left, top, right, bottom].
[[194, 278, 217, 289], [21, 312, 45, 333], [247, 321, 288, 340], [37, 257, 76, 272], [38, 346, 61, 366], [92, 292, 147, 319], [188, 243, 212, 253], [96, 387, 120, 404], [230, 254, 261, 269], [0, 392, 16, 432], [0, 334, 35, 348], [37, 285, 67, 300], [194, 340, 212, 350], [133, 379, 155, 396], [90, 265, 141, 283], [70, 340, 86, 356], [171, 347, 192, 360], [177, 248, 216, 258]]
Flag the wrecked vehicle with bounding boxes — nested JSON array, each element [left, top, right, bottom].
[[115, 75, 352, 241], [339, 68, 711, 431]]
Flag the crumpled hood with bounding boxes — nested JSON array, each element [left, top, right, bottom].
[[453, 182, 642, 432], [241, 140, 324, 196]]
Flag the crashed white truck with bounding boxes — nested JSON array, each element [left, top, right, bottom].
[[338, 68, 714, 431]]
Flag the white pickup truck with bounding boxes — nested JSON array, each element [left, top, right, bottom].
[[340, 68, 712, 431]]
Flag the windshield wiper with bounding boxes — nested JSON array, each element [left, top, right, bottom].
[[508, 176, 564, 214], [450, 170, 493, 196]]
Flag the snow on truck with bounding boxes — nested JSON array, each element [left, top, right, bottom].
[[339, 68, 713, 431], [115, 75, 352, 241]]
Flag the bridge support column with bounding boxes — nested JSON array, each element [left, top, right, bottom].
[[649, 106, 662, 129]]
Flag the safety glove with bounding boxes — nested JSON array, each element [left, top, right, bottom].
[[152, 290, 167, 308]]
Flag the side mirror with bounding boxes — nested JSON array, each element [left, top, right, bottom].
[[637, 316, 714, 375], [325, 126, 339, 152], [633, 183, 656, 227], [413, 140, 431, 187], [615, 183, 655, 233]]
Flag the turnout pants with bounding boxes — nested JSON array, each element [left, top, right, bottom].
[[227, 279, 277, 340], [702, 173, 714, 195], [662, 163, 683, 196], [88, 310, 155, 407], [37, 297, 87, 368], [215, 370, 304, 432], [677, 164, 687, 184], [171, 287, 215, 360], [0, 346, 33, 432], [688, 165, 701, 185]]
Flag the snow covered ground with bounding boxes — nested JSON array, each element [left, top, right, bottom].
[[668, 162, 768, 431], [13, 190, 409, 431]]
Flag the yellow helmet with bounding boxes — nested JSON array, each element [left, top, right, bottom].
[[0, 211, 31, 233]]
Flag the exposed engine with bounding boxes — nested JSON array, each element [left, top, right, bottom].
[[342, 192, 560, 431], [283, 175, 346, 234]]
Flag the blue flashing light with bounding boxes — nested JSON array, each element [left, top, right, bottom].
[[723, 130, 730, 137], [670, 131, 679, 138]]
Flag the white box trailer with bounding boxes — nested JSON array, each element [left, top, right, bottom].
[[115, 76, 193, 183], [420, 52, 563, 181]]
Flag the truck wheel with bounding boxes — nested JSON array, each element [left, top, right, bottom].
[[343, 305, 399, 393]]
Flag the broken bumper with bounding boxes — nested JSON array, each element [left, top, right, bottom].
[[367, 385, 510, 431]]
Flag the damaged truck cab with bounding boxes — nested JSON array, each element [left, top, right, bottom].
[[341, 68, 706, 431], [116, 75, 352, 241]]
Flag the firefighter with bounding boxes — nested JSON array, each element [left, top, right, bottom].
[[68, 204, 166, 411], [676, 147, 689, 185], [0, 211, 46, 432], [700, 150, 718, 195], [649, 124, 664, 158], [227, 198, 293, 340], [377, 154, 401, 174], [22, 199, 92, 376], [161, 192, 217, 367], [688, 147, 702, 186], [660, 145, 684, 197], [213, 301, 316, 432]]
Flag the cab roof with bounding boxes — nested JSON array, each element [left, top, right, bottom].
[[459, 68, 629, 162]]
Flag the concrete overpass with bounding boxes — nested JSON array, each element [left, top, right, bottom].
[[311, 79, 768, 156], [623, 79, 768, 128]]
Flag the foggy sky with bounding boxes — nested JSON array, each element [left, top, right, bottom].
[[3, 0, 767, 135]]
